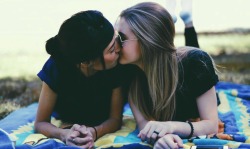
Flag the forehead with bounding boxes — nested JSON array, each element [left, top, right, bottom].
[[116, 17, 133, 35]]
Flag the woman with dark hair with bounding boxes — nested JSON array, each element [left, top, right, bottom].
[[115, 2, 218, 148], [35, 10, 134, 148]]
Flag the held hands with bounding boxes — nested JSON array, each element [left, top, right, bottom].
[[65, 124, 94, 149], [138, 121, 183, 148]]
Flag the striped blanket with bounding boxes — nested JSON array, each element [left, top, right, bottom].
[[0, 81, 249, 149]]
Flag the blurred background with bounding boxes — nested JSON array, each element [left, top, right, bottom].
[[0, 0, 250, 118]]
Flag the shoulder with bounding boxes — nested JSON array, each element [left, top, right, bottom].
[[40, 56, 58, 71], [178, 46, 219, 97], [37, 57, 60, 92], [178, 47, 212, 62], [178, 47, 215, 72]]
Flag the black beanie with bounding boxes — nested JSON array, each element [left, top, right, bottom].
[[48, 10, 114, 64]]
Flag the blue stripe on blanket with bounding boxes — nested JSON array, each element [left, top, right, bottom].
[[0, 81, 250, 149]]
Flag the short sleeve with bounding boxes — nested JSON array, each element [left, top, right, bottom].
[[37, 57, 59, 93], [187, 50, 219, 97]]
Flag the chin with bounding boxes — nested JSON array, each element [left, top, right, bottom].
[[106, 62, 117, 69], [118, 58, 127, 65]]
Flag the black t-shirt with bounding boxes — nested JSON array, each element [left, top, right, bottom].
[[174, 50, 219, 121], [38, 57, 136, 126]]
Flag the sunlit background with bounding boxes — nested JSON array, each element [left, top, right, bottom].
[[0, 0, 250, 78]]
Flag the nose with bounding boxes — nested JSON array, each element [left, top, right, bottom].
[[114, 40, 120, 53]]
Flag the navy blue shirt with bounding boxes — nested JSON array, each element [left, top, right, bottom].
[[38, 57, 136, 126]]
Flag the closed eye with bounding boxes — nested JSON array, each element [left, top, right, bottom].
[[108, 42, 115, 53]]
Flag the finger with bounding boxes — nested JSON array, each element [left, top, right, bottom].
[[74, 136, 93, 145], [147, 125, 158, 143], [88, 141, 94, 149], [151, 128, 162, 144], [139, 121, 151, 137], [78, 142, 91, 149], [163, 136, 178, 149], [158, 129, 168, 138], [150, 133, 158, 144], [77, 125, 88, 136], [70, 130, 80, 138], [173, 135, 183, 147], [155, 138, 169, 149], [139, 123, 151, 142], [153, 142, 160, 149], [66, 138, 78, 147], [71, 124, 81, 131]]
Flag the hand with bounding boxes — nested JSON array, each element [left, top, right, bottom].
[[138, 121, 174, 144], [153, 134, 183, 149], [65, 124, 94, 148]]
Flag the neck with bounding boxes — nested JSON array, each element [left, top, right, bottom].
[[79, 64, 97, 77], [135, 61, 144, 72]]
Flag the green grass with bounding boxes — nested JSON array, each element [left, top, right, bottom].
[[174, 33, 250, 55], [0, 47, 49, 80], [0, 33, 250, 80]]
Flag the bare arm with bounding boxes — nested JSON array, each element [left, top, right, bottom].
[[89, 87, 124, 140], [171, 86, 218, 137], [129, 99, 149, 130], [34, 82, 68, 142], [132, 86, 218, 142]]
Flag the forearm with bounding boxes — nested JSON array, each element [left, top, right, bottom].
[[137, 119, 149, 131], [170, 120, 218, 138], [93, 118, 122, 140], [34, 122, 67, 142]]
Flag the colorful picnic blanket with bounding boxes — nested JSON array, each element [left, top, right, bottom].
[[0, 81, 250, 149]]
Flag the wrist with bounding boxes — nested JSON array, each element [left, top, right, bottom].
[[165, 121, 175, 134], [60, 128, 69, 143], [88, 127, 97, 141]]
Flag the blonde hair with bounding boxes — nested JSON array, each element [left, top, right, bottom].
[[120, 2, 178, 121]]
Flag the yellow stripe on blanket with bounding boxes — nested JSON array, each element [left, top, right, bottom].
[[218, 91, 231, 113], [10, 118, 62, 145], [96, 142, 152, 149], [95, 117, 136, 147], [235, 97, 250, 142], [11, 122, 34, 137]]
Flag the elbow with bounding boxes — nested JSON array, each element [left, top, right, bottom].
[[210, 119, 218, 134], [34, 120, 42, 133], [34, 121, 39, 133], [115, 119, 122, 131], [112, 118, 123, 131], [212, 126, 218, 134]]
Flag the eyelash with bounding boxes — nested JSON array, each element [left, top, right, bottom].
[[110, 46, 115, 53], [120, 34, 126, 41]]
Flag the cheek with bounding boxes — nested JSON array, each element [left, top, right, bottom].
[[104, 53, 118, 64], [104, 53, 118, 69], [120, 44, 140, 63]]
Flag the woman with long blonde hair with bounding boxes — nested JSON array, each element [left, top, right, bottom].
[[116, 2, 218, 148]]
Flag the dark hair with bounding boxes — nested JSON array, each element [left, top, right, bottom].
[[45, 10, 114, 65]]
